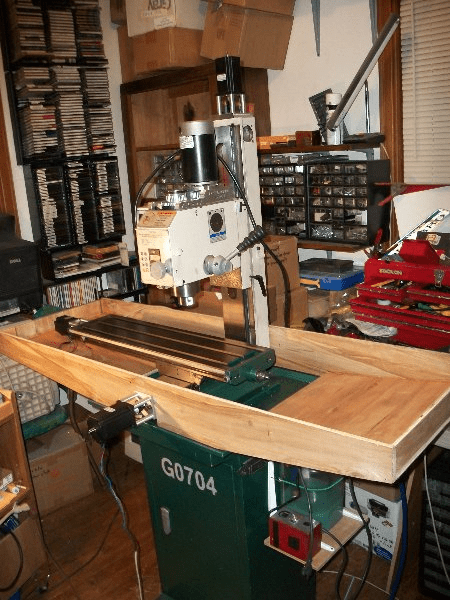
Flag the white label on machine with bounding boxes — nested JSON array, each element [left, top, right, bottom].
[[139, 210, 176, 228], [179, 135, 194, 149], [161, 457, 218, 496]]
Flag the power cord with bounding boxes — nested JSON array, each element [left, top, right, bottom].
[[0, 529, 24, 592], [100, 445, 145, 600], [388, 481, 408, 599], [67, 388, 105, 488], [423, 455, 450, 586], [323, 570, 400, 599], [297, 469, 315, 578], [217, 154, 291, 327], [134, 149, 182, 224], [31, 508, 119, 600], [346, 478, 373, 600], [322, 527, 348, 600]]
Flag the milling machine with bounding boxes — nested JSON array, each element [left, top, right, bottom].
[[75, 58, 325, 600]]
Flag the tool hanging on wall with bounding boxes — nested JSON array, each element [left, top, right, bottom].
[[311, 0, 320, 56]]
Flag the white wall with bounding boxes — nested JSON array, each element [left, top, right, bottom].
[[269, 0, 379, 138], [269, 0, 378, 264]]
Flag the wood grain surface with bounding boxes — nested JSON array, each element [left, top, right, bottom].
[[0, 299, 449, 483]]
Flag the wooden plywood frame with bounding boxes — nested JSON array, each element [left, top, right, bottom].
[[0, 298, 449, 484]]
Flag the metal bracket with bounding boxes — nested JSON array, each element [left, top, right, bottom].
[[121, 392, 156, 425], [238, 457, 266, 476]]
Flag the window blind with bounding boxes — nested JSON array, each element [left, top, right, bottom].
[[401, 0, 450, 183]]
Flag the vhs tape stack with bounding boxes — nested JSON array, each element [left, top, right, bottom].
[[91, 158, 124, 239], [73, 0, 106, 64], [45, 274, 99, 309], [46, 6, 77, 64], [5, 0, 47, 62], [51, 65, 89, 157], [66, 160, 97, 245], [1, 0, 125, 255]]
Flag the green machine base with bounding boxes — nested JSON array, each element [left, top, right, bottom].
[[135, 367, 317, 600]]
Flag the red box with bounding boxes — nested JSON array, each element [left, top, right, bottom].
[[269, 508, 321, 561]]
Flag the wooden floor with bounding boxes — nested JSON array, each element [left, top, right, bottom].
[[21, 439, 437, 600]]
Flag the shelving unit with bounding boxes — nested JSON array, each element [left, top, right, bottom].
[[120, 63, 271, 206], [0, 389, 45, 598], [44, 259, 145, 309], [0, 395, 30, 517], [259, 151, 390, 247], [0, 0, 126, 251]]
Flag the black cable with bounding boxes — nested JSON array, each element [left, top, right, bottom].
[[298, 469, 315, 578], [218, 154, 291, 327], [217, 154, 258, 229], [346, 477, 373, 599], [134, 149, 181, 223], [389, 481, 408, 600], [322, 527, 348, 600], [67, 388, 105, 488], [262, 240, 291, 327], [0, 530, 24, 592], [40, 508, 120, 597], [100, 445, 144, 600]]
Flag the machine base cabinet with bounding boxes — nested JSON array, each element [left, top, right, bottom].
[[136, 423, 316, 600]]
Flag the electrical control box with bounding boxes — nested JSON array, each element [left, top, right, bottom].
[[345, 482, 402, 561]]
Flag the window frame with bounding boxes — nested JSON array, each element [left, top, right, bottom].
[[377, 0, 403, 184]]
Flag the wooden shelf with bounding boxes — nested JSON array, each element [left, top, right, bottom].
[[297, 240, 366, 252], [0, 486, 28, 516], [264, 508, 367, 571], [0, 390, 40, 521], [0, 398, 14, 426], [259, 143, 380, 155], [135, 144, 179, 153]]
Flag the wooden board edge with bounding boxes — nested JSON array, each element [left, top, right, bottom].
[[0, 328, 397, 482], [393, 389, 450, 478], [269, 325, 450, 380]]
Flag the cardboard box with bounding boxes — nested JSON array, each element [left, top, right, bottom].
[[257, 135, 296, 150], [126, 0, 207, 37], [217, 0, 296, 15], [268, 283, 308, 328], [0, 518, 46, 600], [345, 482, 402, 561], [130, 27, 210, 78], [265, 235, 300, 292], [201, 3, 294, 70], [27, 424, 93, 515]]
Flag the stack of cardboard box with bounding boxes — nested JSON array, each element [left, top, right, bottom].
[[116, 0, 296, 80], [201, 0, 295, 70]]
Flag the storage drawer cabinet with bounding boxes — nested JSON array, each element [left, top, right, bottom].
[[259, 155, 390, 246]]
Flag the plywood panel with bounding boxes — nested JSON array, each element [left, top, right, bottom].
[[271, 373, 450, 444]]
